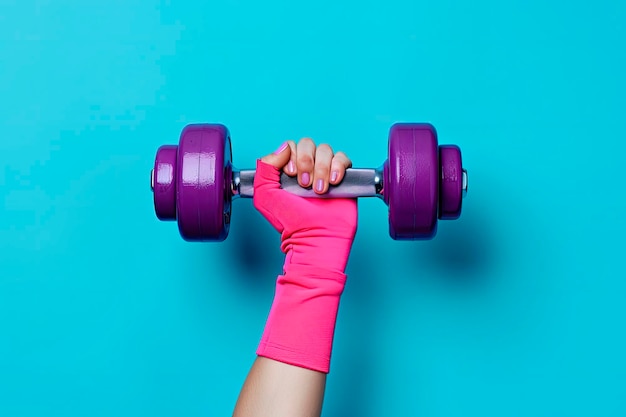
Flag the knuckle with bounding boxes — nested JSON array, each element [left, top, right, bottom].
[[297, 154, 314, 170], [336, 152, 352, 167]]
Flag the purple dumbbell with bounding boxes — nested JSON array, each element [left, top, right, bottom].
[[151, 123, 468, 242]]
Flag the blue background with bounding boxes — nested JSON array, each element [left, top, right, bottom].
[[1, 1, 625, 416]]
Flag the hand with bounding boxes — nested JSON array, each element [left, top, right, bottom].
[[253, 138, 358, 274], [263, 138, 353, 194], [250, 138, 359, 376]]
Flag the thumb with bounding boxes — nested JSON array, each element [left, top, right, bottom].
[[260, 141, 292, 169]]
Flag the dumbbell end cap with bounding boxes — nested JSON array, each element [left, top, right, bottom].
[[462, 169, 468, 198], [153, 145, 178, 221]]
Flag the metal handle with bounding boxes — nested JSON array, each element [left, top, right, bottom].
[[233, 167, 385, 199]]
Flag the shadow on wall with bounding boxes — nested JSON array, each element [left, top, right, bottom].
[[197, 197, 496, 416], [405, 202, 497, 290], [325, 197, 499, 416], [322, 226, 381, 417], [216, 200, 285, 291], [436, 211, 492, 275]]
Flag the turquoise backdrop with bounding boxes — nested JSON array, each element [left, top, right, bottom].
[[1, 1, 625, 416]]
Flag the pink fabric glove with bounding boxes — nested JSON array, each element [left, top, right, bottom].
[[253, 159, 358, 373]]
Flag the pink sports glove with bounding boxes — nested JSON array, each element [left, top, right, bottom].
[[253, 159, 358, 373]]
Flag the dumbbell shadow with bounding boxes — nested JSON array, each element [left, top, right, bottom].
[[408, 204, 494, 288], [217, 200, 285, 289]]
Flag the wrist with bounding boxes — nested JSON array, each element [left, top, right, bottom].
[[281, 234, 354, 275]]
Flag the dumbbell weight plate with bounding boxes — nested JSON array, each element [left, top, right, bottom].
[[385, 123, 439, 240], [176, 124, 232, 242], [439, 145, 463, 220], [153, 145, 178, 221]]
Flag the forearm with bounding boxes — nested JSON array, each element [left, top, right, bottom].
[[232, 268, 342, 417], [233, 357, 326, 417], [232, 154, 357, 416]]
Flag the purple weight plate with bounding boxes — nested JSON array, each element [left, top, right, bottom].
[[153, 145, 178, 221], [439, 145, 463, 220], [384, 123, 439, 240], [176, 124, 232, 242]]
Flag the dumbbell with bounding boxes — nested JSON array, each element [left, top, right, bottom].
[[151, 123, 468, 242]]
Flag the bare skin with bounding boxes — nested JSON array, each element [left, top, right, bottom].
[[232, 138, 352, 417], [233, 358, 326, 417]]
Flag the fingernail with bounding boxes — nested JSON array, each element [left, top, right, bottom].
[[301, 172, 310, 186], [287, 160, 295, 173], [331, 171, 338, 182], [315, 179, 324, 192], [273, 141, 288, 155]]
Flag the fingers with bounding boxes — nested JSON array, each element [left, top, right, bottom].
[[312, 144, 333, 194], [282, 141, 297, 176], [261, 141, 292, 169], [296, 138, 316, 188], [296, 139, 352, 193], [262, 137, 352, 194], [330, 151, 352, 185]]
